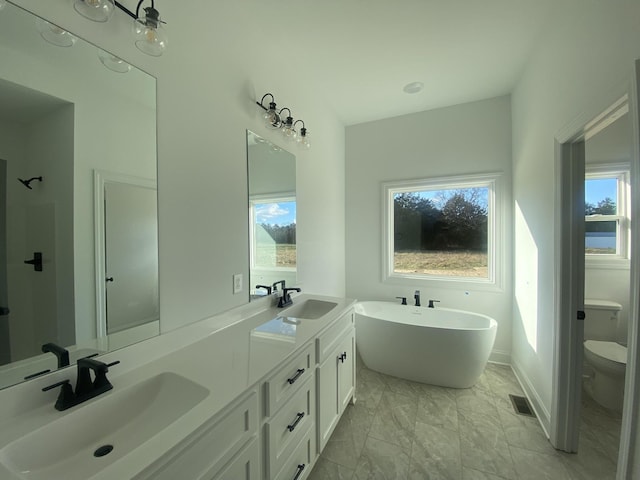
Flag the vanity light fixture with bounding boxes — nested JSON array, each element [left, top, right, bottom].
[[257, 93, 281, 129], [293, 120, 310, 150], [74, 0, 168, 57], [36, 18, 78, 47], [256, 93, 311, 148]]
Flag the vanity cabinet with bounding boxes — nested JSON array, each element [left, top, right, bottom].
[[135, 390, 259, 480], [316, 311, 356, 452]]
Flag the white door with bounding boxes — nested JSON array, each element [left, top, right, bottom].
[[103, 181, 159, 334]]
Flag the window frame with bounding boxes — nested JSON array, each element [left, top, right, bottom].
[[382, 172, 504, 291], [248, 192, 297, 272], [584, 163, 630, 269]]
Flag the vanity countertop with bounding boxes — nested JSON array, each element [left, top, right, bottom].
[[0, 293, 356, 480]]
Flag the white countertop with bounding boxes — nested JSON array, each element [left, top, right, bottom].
[[0, 293, 356, 480]]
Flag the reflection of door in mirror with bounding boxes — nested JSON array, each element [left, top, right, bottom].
[[95, 173, 159, 350], [246, 131, 297, 300]]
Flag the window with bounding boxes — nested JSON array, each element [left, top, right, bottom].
[[249, 195, 296, 270], [585, 164, 630, 261], [383, 173, 501, 287]]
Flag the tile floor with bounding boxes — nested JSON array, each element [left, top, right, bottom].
[[309, 358, 622, 480]]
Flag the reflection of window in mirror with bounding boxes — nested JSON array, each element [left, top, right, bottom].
[[584, 165, 630, 260], [249, 195, 297, 270]]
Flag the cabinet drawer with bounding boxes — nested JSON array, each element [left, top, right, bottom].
[[265, 376, 315, 479], [274, 427, 316, 480], [316, 310, 354, 363], [264, 343, 314, 416], [208, 436, 260, 480], [136, 390, 258, 480]]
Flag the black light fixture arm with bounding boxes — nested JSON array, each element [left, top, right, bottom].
[[114, 0, 165, 25], [257, 93, 276, 111]]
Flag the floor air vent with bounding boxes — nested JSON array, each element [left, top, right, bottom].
[[509, 394, 536, 417]]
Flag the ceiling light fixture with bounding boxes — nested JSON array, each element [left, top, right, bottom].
[[256, 93, 311, 149], [74, 0, 167, 57], [403, 81, 424, 94], [36, 18, 78, 47]]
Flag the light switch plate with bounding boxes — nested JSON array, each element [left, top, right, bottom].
[[233, 273, 243, 294]]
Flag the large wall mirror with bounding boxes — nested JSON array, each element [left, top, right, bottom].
[[246, 131, 296, 300], [0, 1, 158, 389]]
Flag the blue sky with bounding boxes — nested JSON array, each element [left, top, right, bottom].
[[585, 178, 616, 205], [255, 201, 297, 225]]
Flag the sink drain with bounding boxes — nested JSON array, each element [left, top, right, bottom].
[[94, 445, 114, 458]]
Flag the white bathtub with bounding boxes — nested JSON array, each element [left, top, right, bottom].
[[355, 301, 497, 388]]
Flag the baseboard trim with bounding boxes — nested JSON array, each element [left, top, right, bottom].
[[511, 357, 551, 438], [489, 349, 511, 365]]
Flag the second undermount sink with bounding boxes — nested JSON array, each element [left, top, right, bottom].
[[282, 299, 338, 320], [0, 372, 209, 480]]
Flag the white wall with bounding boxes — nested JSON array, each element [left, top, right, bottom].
[[7, 1, 346, 336], [511, 0, 640, 433], [345, 95, 513, 361]]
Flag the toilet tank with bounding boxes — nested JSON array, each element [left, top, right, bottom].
[[584, 299, 622, 341]]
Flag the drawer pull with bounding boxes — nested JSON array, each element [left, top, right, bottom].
[[287, 412, 305, 432], [292, 464, 306, 480], [338, 352, 347, 363], [287, 368, 305, 385]]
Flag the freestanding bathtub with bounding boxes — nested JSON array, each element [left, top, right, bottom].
[[355, 301, 497, 388]]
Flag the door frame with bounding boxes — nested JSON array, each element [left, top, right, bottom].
[[552, 62, 640, 478], [93, 170, 157, 339]]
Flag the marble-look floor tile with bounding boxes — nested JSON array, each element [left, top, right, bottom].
[[322, 403, 374, 469], [308, 457, 354, 480], [509, 445, 572, 480], [462, 467, 510, 480], [558, 433, 617, 480], [484, 364, 523, 397], [497, 407, 555, 455], [409, 421, 461, 480], [353, 436, 410, 480], [458, 409, 516, 479], [381, 373, 430, 400], [456, 385, 498, 418], [368, 390, 417, 450], [416, 385, 459, 432], [357, 367, 388, 414]]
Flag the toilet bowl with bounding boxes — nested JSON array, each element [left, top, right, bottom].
[[582, 299, 627, 411], [583, 340, 627, 410]]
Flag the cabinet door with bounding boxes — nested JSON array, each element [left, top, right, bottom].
[[317, 351, 339, 452], [337, 331, 355, 414], [209, 437, 260, 480]]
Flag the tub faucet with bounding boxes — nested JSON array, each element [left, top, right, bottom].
[[414, 290, 421, 307], [428, 299, 441, 308]]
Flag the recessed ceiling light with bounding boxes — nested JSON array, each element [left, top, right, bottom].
[[403, 82, 424, 94]]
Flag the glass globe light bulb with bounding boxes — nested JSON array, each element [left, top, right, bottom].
[[296, 128, 310, 149], [262, 102, 281, 129], [133, 7, 167, 57], [36, 18, 77, 47], [74, 0, 115, 22]]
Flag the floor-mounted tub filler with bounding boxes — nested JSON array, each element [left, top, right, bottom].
[[355, 301, 497, 388]]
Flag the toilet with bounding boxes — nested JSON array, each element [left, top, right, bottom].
[[583, 299, 627, 411]]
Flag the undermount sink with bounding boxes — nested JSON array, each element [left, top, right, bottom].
[[0, 372, 209, 480], [282, 299, 338, 320]]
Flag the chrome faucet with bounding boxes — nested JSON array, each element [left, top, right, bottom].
[[42, 358, 120, 411], [414, 290, 421, 307]]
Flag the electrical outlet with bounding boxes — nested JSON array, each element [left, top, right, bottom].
[[233, 273, 243, 294]]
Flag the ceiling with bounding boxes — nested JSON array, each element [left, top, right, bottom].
[[179, 0, 559, 126]]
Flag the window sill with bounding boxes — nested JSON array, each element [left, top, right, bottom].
[[384, 272, 504, 293], [585, 257, 630, 270]]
